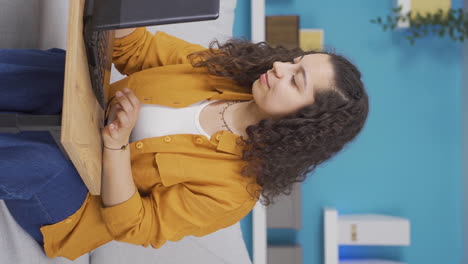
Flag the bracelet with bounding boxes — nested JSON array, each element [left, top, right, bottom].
[[104, 143, 129, 150]]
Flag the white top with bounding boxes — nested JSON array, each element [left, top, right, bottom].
[[129, 99, 220, 143]]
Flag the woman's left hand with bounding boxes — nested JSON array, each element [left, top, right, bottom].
[[101, 88, 141, 148]]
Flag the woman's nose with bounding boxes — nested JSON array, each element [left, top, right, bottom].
[[272, 61, 292, 78]]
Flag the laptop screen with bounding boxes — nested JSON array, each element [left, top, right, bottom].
[[90, 0, 220, 31]]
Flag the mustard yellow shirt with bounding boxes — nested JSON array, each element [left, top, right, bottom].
[[39, 27, 260, 260]]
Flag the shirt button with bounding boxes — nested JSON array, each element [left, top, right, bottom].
[[65, 218, 73, 224], [164, 136, 171, 142], [195, 138, 204, 144], [136, 142, 144, 149], [215, 134, 222, 141]]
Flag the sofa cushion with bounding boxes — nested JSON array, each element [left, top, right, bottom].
[[0, 0, 252, 263], [89, 222, 251, 264], [0, 200, 89, 264], [1, 198, 252, 264]]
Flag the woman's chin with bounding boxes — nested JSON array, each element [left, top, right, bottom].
[[253, 79, 264, 91]]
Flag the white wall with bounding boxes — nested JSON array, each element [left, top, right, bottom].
[[0, 0, 40, 48], [39, 0, 69, 50]]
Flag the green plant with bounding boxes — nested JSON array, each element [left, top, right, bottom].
[[371, 6, 468, 45]]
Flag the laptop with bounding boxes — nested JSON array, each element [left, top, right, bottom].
[[83, 0, 220, 112]]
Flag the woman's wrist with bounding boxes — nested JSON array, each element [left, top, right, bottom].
[[103, 142, 129, 150]]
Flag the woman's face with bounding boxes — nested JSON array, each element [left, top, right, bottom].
[[252, 53, 335, 118]]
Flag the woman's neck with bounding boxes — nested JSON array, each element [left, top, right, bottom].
[[225, 100, 270, 138]]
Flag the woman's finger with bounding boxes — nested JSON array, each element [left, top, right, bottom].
[[103, 123, 117, 140], [117, 110, 129, 128], [123, 88, 140, 109], [115, 91, 134, 114], [109, 123, 117, 134]]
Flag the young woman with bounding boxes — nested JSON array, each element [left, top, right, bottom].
[[0, 27, 368, 260]]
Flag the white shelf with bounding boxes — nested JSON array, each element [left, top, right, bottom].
[[251, 1, 267, 263], [253, 201, 267, 264], [338, 214, 410, 246], [324, 208, 410, 264], [251, 0, 265, 43], [324, 208, 339, 264]]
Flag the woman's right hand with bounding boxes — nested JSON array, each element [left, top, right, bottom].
[[114, 28, 137, 39], [101, 88, 141, 148]]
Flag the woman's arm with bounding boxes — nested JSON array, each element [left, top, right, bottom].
[[101, 89, 140, 207], [114, 28, 137, 39], [102, 143, 135, 207], [112, 28, 207, 75]]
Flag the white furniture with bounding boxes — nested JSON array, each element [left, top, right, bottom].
[[250, 2, 268, 264], [0, 0, 256, 263], [324, 208, 410, 264]]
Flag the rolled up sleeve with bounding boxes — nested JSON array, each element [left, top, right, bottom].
[[112, 27, 207, 76], [100, 187, 144, 238], [99, 183, 246, 247]]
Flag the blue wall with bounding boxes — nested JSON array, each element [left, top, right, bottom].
[[237, 1, 463, 263]]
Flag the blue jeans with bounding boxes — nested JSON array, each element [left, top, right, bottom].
[[0, 49, 88, 246]]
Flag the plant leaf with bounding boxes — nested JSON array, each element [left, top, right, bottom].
[[449, 27, 455, 37], [440, 28, 446, 37]]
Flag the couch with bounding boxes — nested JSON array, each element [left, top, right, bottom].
[[0, 0, 253, 263]]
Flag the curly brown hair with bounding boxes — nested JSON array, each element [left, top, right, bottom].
[[188, 39, 369, 206]]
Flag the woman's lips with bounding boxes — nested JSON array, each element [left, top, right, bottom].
[[261, 73, 270, 89]]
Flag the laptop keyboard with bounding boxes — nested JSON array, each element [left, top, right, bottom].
[[87, 30, 109, 110]]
